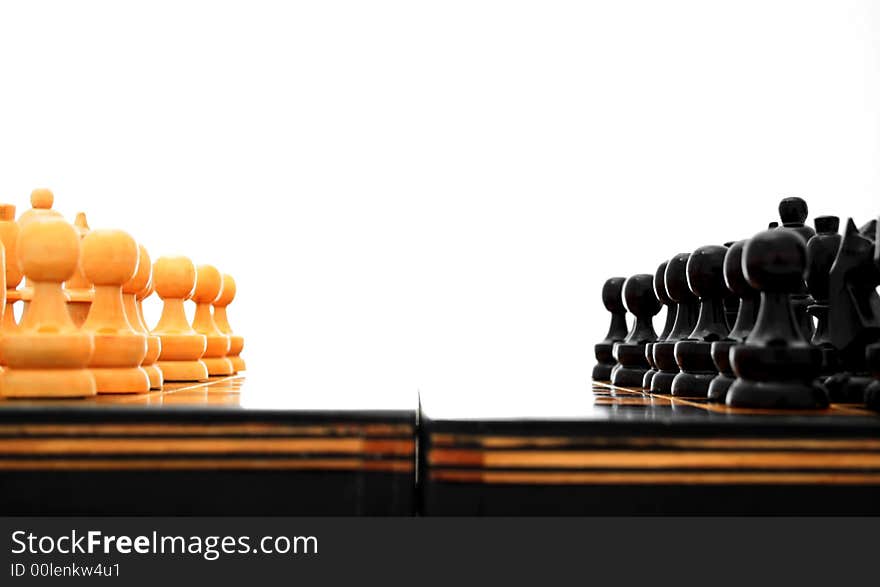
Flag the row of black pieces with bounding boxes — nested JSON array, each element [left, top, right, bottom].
[[592, 197, 880, 410]]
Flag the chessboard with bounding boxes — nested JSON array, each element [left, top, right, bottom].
[[419, 381, 880, 515], [0, 375, 416, 515], [0, 191, 876, 516]]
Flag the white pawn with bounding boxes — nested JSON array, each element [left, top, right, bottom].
[[214, 274, 246, 373], [18, 189, 64, 317], [64, 212, 93, 327], [191, 265, 233, 376], [0, 220, 95, 398], [122, 244, 163, 390], [80, 229, 149, 394], [151, 256, 208, 382]]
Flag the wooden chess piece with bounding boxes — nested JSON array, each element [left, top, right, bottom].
[[136, 279, 165, 388], [867, 344, 880, 410], [778, 197, 817, 242], [723, 292, 739, 331], [727, 228, 829, 409], [0, 219, 95, 398], [778, 197, 816, 341], [17, 188, 63, 227], [140, 283, 164, 387], [191, 265, 233, 377], [136, 280, 155, 335], [151, 256, 208, 381], [17, 189, 64, 316], [0, 243, 8, 346], [214, 273, 246, 373], [708, 241, 759, 403], [64, 212, 93, 327], [806, 216, 842, 377], [592, 277, 628, 382], [722, 241, 740, 330], [81, 230, 149, 394], [671, 245, 731, 397], [643, 262, 674, 389], [0, 205, 21, 357], [122, 244, 163, 390], [651, 253, 699, 394], [866, 218, 880, 410], [610, 274, 660, 387], [826, 218, 880, 402]]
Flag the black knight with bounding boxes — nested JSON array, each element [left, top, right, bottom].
[[825, 218, 880, 402]]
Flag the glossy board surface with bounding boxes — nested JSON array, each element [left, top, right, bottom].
[[0, 375, 416, 515], [420, 381, 880, 515]]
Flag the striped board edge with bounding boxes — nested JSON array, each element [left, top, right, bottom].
[[419, 381, 880, 515], [0, 375, 416, 515]]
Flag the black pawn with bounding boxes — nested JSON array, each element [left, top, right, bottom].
[[806, 216, 841, 376], [727, 229, 829, 409], [779, 197, 817, 242], [643, 261, 675, 389], [610, 274, 661, 387], [722, 241, 740, 330], [592, 277, 628, 382], [708, 241, 759, 403], [778, 196, 816, 340], [651, 254, 699, 394], [671, 245, 731, 398]]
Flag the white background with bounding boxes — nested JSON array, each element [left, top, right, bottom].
[[0, 1, 877, 410]]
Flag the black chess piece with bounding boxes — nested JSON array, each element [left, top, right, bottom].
[[643, 261, 675, 389], [768, 222, 779, 229], [722, 241, 740, 330], [825, 218, 880, 402], [592, 277, 628, 382], [671, 245, 731, 398], [610, 274, 661, 387], [778, 196, 817, 242], [778, 197, 816, 341], [727, 228, 829, 409], [866, 218, 880, 410], [866, 343, 880, 410], [651, 254, 699, 394], [708, 240, 759, 403], [805, 216, 842, 376]]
